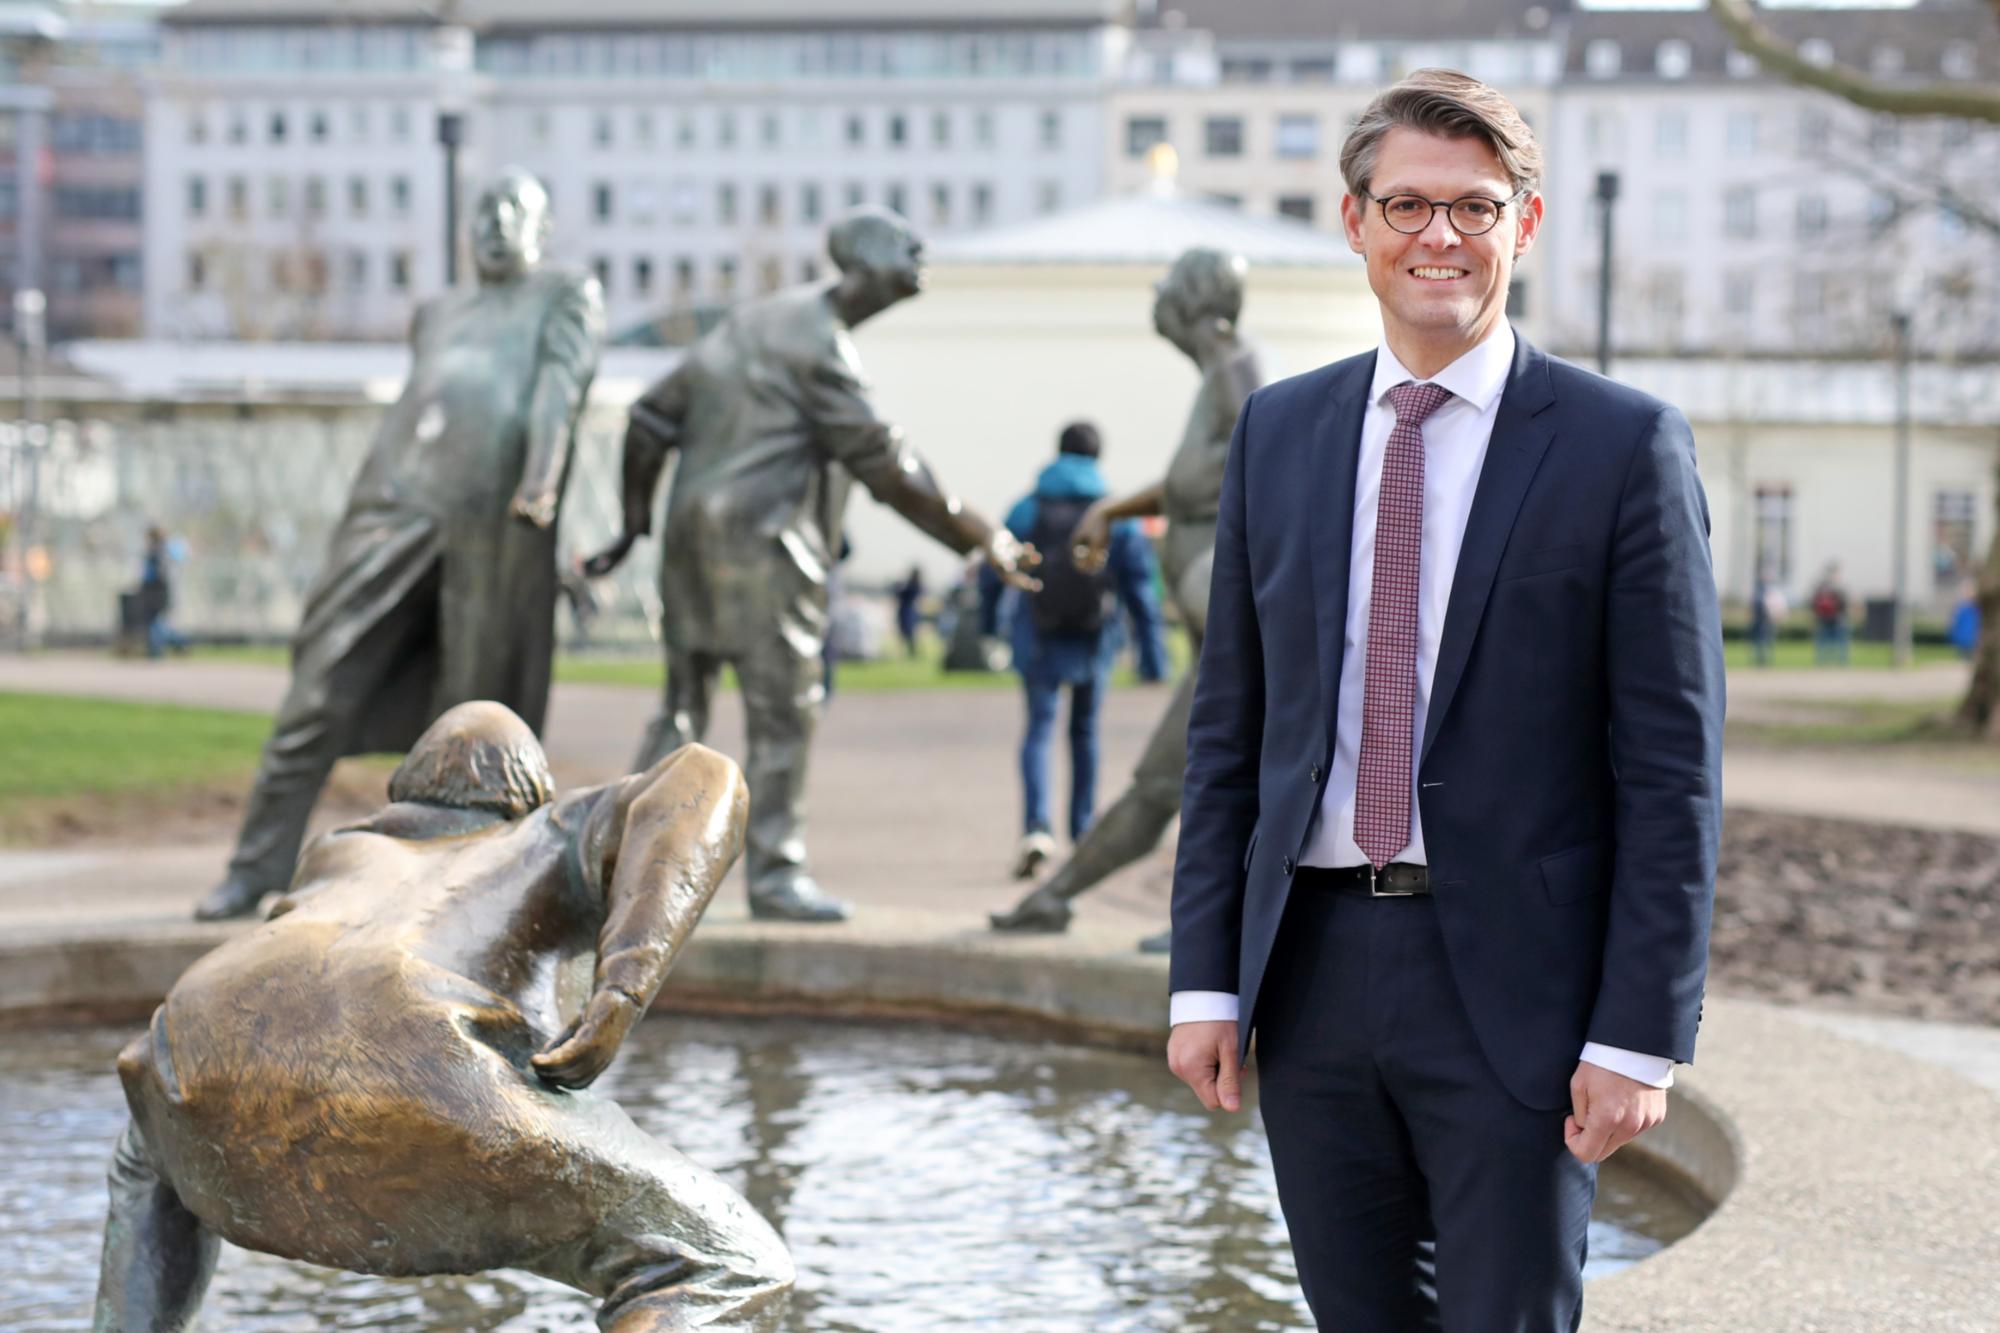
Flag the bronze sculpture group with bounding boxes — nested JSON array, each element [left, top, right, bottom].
[[93, 171, 1266, 1328]]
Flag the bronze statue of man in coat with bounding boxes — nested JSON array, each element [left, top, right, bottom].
[[196, 169, 605, 921], [97, 702, 793, 1332], [587, 207, 1036, 923]]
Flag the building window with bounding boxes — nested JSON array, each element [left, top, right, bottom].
[[1277, 194, 1315, 224], [886, 182, 907, 217], [1795, 193, 1828, 239], [1871, 46, 1904, 78], [187, 252, 205, 291], [1036, 180, 1061, 214], [761, 112, 780, 147], [1221, 56, 1273, 83], [263, 176, 288, 218], [973, 109, 995, 148], [674, 258, 694, 293], [846, 181, 866, 209], [1726, 48, 1758, 78], [227, 176, 248, 220], [309, 110, 328, 143], [1794, 271, 1825, 320], [677, 115, 695, 147], [350, 106, 370, 141], [1207, 192, 1243, 210], [305, 176, 325, 218], [717, 183, 737, 225], [269, 111, 287, 144], [347, 250, 367, 290], [349, 176, 369, 218], [1584, 39, 1621, 78], [593, 182, 613, 222], [1942, 41, 1977, 79], [390, 107, 410, 141], [187, 176, 206, 218], [1868, 189, 1899, 235], [187, 109, 207, 145], [718, 256, 738, 297], [391, 175, 410, 218], [718, 112, 737, 148], [1754, 485, 1793, 583], [228, 112, 248, 145], [845, 113, 865, 146], [1935, 492, 1978, 585], [1039, 109, 1062, 149], [760, 257, 783, 292], [1799, 109, 1830, 154], [1798, 38, 1833, 68], [636, 111, 654, 145], [1723, 185, 1756, 239], [1292, 57, 1335, 82], [1654, 111, 1688, 158], [1275, 113, 1318, 160], [972, 181, 993, 225], [1655, 39, 1692, 79], [1586, 110, 1623, 156], [1654, 189, 1687, 243], [801, 258, 820, 283], [1125, 116, 1167, 158], [932, 110, 951, 147], [888, 113, 907, 147], [1723, 270, 1755, 319], [390, 251, 410, 291], [592, 256, 611, 293], [1205, 116, 1244, 157], [1726, 111, 1759, 156], [759, 184, 780, 226], [930, 182, 950, 226], [1505, 278, 1530, 319], [594, 112, 613, 147], [801, 182, 822, 225]]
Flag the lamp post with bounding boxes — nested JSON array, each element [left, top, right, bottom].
[[12, 287, 45, 650], [1890, 308, 1913, 667], [1594, 171, 1619, 375], [437, 111, 464, 289]]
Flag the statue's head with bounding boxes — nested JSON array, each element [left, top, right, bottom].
[[828, 207, 926, 310], [388, 701, 554, 818], [1153, 247, 1248, 354], [470, 168, 552, 284]]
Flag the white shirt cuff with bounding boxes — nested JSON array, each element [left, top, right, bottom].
[[1579, 1042, 1676, 1089], [1170, 991, 1240, 1026]]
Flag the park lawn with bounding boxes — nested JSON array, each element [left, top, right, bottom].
[[0, 691, 270, 803], [1722, 639, 1963, 670]]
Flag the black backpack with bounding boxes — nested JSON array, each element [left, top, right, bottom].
[[1028, 495, 1113, 638]]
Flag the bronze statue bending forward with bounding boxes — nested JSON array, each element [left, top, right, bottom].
[[96, 703, 793, 1333], [197, 169, 605, 921]]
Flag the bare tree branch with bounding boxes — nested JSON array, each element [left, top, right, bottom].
[[1709, 0, 2000, 123]]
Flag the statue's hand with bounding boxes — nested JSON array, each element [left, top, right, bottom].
[[532, 989, 641, 1089], [582, 534, 637, 578], [1069, 500, 1113, 575], [985, 529, 1042, 593], [510, 490, 559, 530]]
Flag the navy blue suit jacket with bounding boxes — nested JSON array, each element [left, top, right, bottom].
[[1169, 333, 1725, 1112]]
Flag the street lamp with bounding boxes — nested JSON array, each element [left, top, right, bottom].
[[11, 287, 45, 649], [1594, 171, 1619, 375], [1890, 307, 1914, 667], [437, 110, 464, 288]]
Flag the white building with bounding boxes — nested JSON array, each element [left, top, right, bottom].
[[142, 0, 1127, 342]]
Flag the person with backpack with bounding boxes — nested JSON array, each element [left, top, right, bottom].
[[1000, 421, 1164, 880], [1810, 561, 1851, 666]]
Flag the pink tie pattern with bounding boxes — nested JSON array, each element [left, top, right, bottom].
[[1355, 381, 1453, 870]]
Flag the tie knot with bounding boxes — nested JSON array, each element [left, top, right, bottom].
[[1387, 381, 1453, 427]]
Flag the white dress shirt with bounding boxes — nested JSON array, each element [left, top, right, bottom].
[[1170, 325, 1674, 1090]]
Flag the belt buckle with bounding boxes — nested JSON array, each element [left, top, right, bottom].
[[1369, 864, 1418, 897]]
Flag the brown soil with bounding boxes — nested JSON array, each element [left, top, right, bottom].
[[1712, 808, 2000, 1025]]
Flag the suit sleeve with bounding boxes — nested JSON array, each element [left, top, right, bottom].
[[1591, 404, 1724, 1064], [517, 273, 607, 510], [1168, 394, 1265, 996], [618, 361, 690, 539]]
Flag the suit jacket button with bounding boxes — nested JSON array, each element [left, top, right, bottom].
[[1309, 763, 1322, 784], [1281, 857, 1295, 876]]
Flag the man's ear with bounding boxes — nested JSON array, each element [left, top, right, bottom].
[[1514, 190, 1545, 260], [1339, 193, 1367, 256]]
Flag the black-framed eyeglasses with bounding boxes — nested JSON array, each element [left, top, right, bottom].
[[1367, 190, 1525, 236]]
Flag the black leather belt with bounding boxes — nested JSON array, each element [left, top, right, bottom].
[[1297, 863, 1432, 897]]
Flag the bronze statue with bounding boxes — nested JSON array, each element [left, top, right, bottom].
[[587, 207, 1036, 923], [991, 248, 1268, 951], [96, 702, 793, 1332], [196, 169, 606, 922]]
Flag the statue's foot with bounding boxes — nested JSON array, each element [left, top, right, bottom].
[[749, 881, 851, 923], [988, 887, 1072, 934], [1011, 830, 1056, 881], [1137, 928, 1172, 955], [194, 876, 266, 921]]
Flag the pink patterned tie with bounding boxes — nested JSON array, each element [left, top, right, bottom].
[[1355, 381, 1453, 870]]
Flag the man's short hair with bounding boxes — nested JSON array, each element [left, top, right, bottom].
[[1165, 248, 1248, 325], [828, 207, 909, 274], [1057, 421, 1101, 458], [1340, 69, 1543, 199], [389, 701, 554, 819]]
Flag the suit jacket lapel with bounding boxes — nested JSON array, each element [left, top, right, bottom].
[[1420, 337, 1558, 765], [1311, 352, 1373, 758]]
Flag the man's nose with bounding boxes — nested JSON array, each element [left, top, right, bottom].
[[1417, 206, 1463, 248]]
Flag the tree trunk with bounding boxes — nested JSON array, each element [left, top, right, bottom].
[[1958, 453, 2000, 738]]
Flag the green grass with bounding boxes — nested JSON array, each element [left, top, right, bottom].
[[0, 691, 270, 802], [1725, 698, 1958, 747], [1722, 639, 1964, 670]]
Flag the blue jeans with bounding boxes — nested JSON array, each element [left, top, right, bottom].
[[1020, 674, 1100, 840]]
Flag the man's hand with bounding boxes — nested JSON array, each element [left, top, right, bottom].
[[582, 533, 638, 578], [1068, 500, 1113, 574], [532, 989, 641, 1089], [1564, 1061, 1667, 1164], [1167, 1020, 1243, 1113], [984, 529, 1042, 592], [509, 491, 558, 529]]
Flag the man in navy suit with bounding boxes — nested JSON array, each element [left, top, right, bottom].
[[1166, 69, 1723, 1331]]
